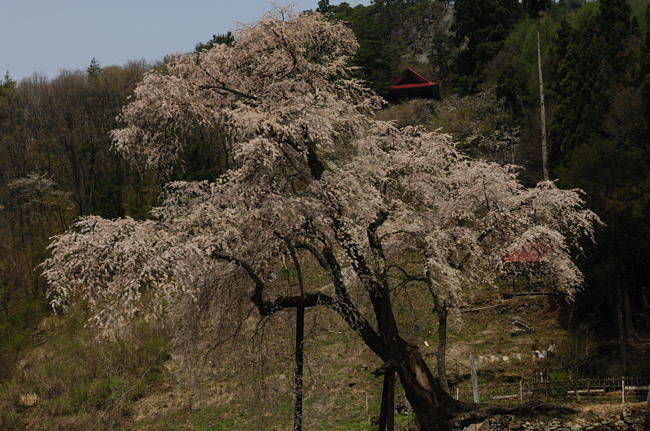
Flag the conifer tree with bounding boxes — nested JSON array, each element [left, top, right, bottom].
[[86, 57, 101, 76]]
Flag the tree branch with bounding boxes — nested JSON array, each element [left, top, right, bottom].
[[367, 209, 389, 285], [211, 250, 331, 316], [198, 84, 258, 101]]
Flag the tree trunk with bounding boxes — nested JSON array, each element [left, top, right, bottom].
[[641, 286, 650, 330], [378, 370, 395, 431], [623, 289, 637, 340], [617, 284, 628, 370], [367, 289, 463, 431], [537, 25, 549, 181], [294, 304, 305, 431], [643, 385, 650, 431], [437, 306, 450, 393], [395, 338, 464, 431]]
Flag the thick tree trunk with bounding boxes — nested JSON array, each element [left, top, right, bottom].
[[294, 304, 305, 431], [378, 371, 395, 431], [324, 207, 466, 430], [367, 290, 463, 430], [395, 338, 464, 431], [437, 307, 450, 393]]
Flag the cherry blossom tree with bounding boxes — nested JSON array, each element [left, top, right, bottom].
[[42, 11, 600, 430]]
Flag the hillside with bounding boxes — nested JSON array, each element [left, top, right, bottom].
[[1, 281, 576, 430], [2, 1, 650, 430]]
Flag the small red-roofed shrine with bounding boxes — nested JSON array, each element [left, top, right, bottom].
[[501, 243, 557, 295], [387, 67, 440, 101], [502, 243, 554, 263]]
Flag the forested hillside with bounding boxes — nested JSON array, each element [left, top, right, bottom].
[[1, 1, 649, 430]]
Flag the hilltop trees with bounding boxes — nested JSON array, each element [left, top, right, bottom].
[[451, 0, 523, 92], [43, 11, 600, 430]]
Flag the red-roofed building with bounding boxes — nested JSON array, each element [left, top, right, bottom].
[[387, 67, 440, 101], [502, 243, 554, 263]]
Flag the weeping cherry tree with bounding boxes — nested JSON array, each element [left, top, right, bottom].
[[43, 11, 600, 430]]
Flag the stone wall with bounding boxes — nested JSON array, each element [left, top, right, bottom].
[[467, 407, 647, 431]]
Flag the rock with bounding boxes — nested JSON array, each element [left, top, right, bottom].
[[395, 393, 412, 415], [18, 392, 38, 407], [511, 316, 535, 335]]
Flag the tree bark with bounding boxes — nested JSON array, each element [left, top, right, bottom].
[[395, 338, 465, 431], [289, 244, 306, 431], [437, 306, 450, 393], [294, 304, 305, 431], [371, 283, 462, 430]]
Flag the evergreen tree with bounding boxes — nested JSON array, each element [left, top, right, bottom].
[[547, 0, 649, 368], [0, 71, 15, 95], [317, 0, 330, 13], [86, 57, 101, 76], [451, 0, 523, 92], [194, 32, 235, 52], [523, 0, 552, 18], [641, 4, 650, 124]]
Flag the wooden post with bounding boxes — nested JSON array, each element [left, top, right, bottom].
[[519, 379, 523, 401], [378, 371, 395, 431], [365, 390, 368, 423], [456, 386, 460, 401], [293, 304, 305, 431], [643, 382, 650, 431], [470, 354, 480, 403], [622, 377, 626, 405]]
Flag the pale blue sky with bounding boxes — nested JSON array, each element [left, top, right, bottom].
[[1, 1, 370, 81]]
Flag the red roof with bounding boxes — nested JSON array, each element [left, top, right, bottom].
[[388, 67, 438, 90], [503, 243, 555, 263]]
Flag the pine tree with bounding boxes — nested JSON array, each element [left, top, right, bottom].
[[194, 32, 235, 52], [86, 57, 101, 76], [452, 0, 523, 92], [317, 0, 330, 13]]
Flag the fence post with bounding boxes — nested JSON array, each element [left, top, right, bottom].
[[470, 354, 480, 403], [621, 377, 625, 405], [519, 379, 523, 401], [365, 390, 368, 423]]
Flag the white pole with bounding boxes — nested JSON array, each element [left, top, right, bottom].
[[622, 378, 625, 405], [537, 24, 549, 181], [456, 387, 460, 400]]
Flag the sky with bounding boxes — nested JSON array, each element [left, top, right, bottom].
[[1, 0, 370, 81]]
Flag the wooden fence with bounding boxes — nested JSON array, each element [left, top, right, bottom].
[[452, 376, 650, 406]]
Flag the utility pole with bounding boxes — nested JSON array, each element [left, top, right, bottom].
[[537, 22, 549, 181]]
